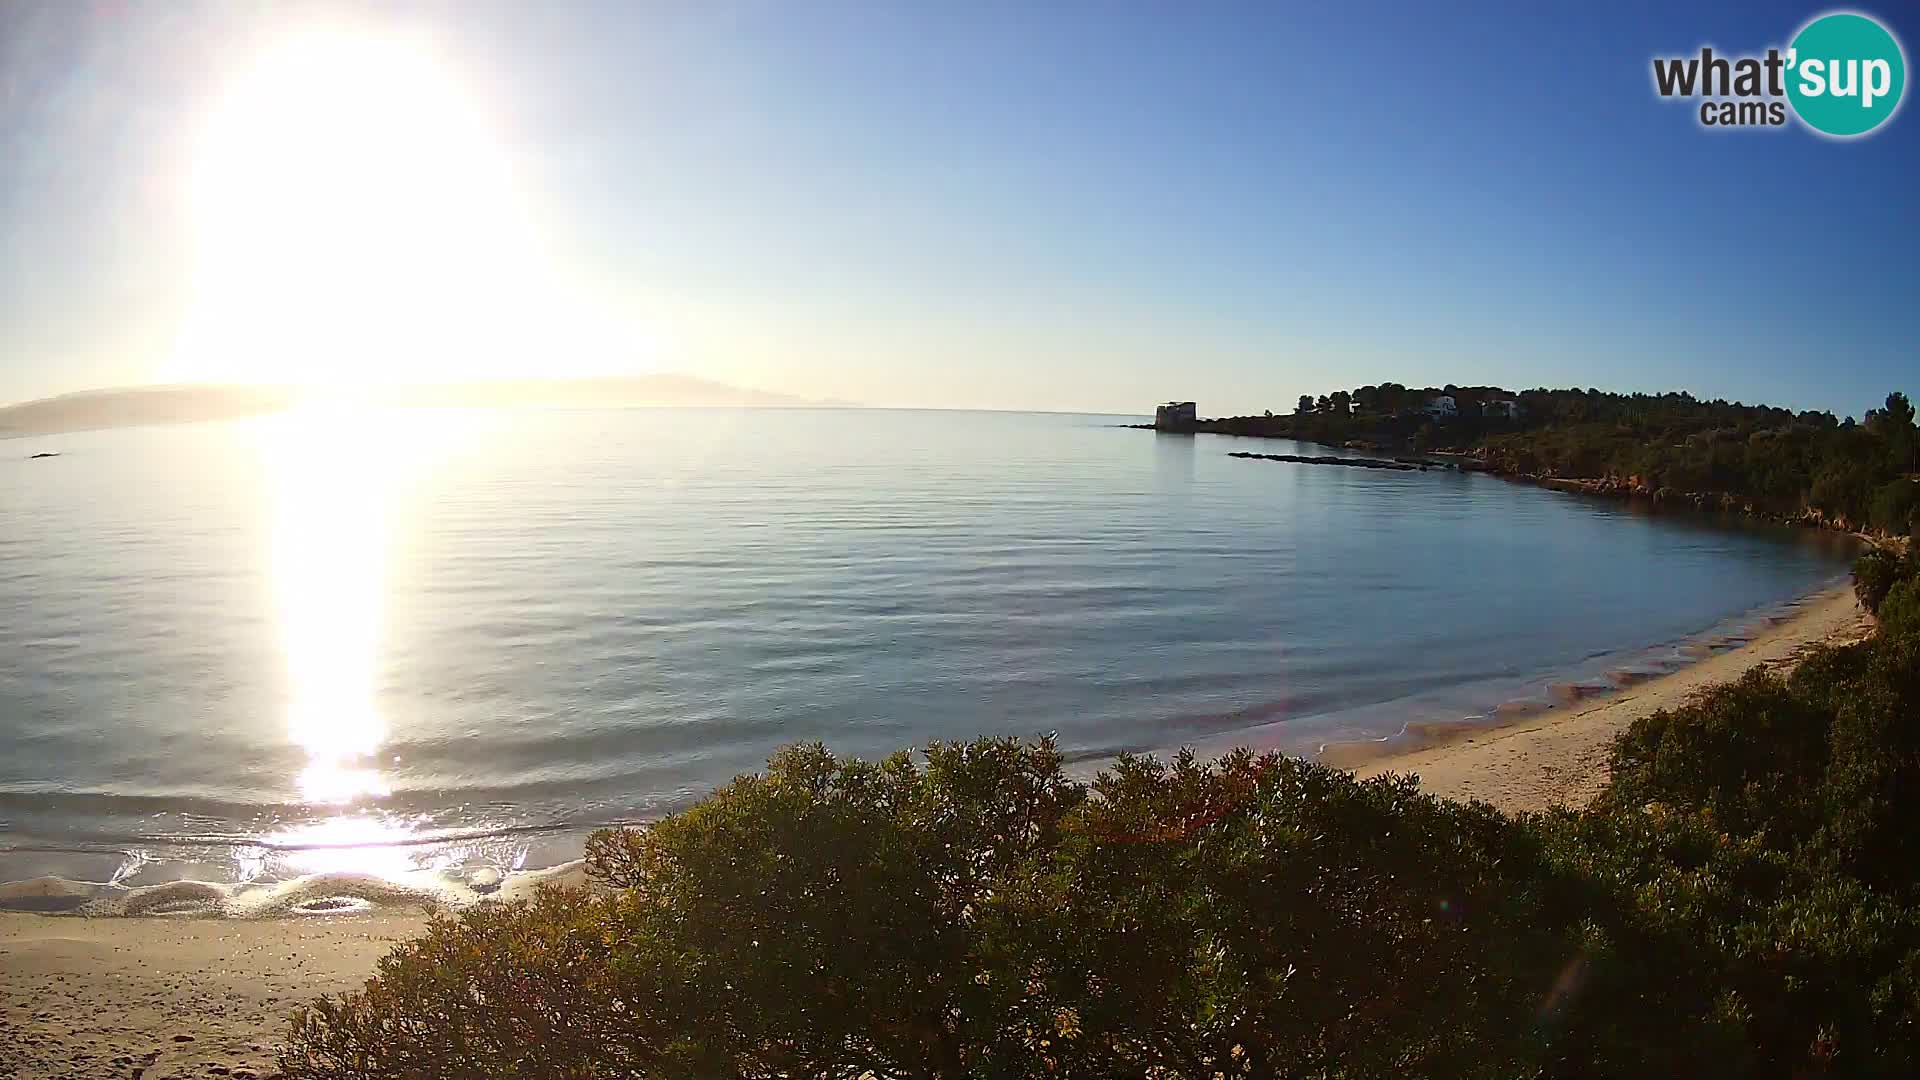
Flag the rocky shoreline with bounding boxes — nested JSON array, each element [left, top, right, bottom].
[[1140, 421, 1889, 542], [1225, 451, 1451, 472], [1514, 473, 1864, 533]]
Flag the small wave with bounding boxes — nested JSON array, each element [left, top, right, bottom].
[[0, 789, 283, 820], [0, 874, 94, 913], [289, 895, 375, 914], [1605, 668, 1662, 688], [1546, 681, 1614, 705], [3, 858, 599, 918], [111, 879, 230, 917], [1, 816, 612, 856]]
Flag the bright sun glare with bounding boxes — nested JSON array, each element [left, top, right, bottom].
[[174, 27, 620, 880], [258, 403, 476, 878], [270, 405, 390, 805], [171, 28, 581, 389]]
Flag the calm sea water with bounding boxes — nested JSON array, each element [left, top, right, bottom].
[[0, 407, 1853, 896]]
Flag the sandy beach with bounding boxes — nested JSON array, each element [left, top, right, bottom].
[[1345, 584, 1873, 813], [0, 912, 426, 1079]]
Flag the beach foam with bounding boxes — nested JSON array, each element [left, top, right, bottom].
[[0, 858, 596, 919]]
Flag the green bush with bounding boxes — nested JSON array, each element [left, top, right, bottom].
[[1580, 619, 1920, 1072], [281, 890, 711, 1078], [1812, 631, 1920, 893], [1870, 480, 1920, 535], [1880, 579, 1920, 639], [287, 739, 1089, 1079], [286, 743, 1626, 1079], [1039, 753, 1568, 1077], [1601, 618, 1920, 897], [1600, 668, 1830, 846], [1855, 547, 1907, 613], [1529, 804, 1920, 1076]]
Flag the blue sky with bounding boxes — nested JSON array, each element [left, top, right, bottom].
[[1, 0, 1914, 415]]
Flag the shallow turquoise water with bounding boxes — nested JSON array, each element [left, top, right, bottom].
[[0, 407, 1853, 892]]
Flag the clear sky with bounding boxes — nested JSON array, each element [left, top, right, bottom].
[[1, 0, 1914, 416]]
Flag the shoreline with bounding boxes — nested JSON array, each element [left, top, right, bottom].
[[1142, 421, 1894, 544], [1331, 583, 1872, 813], [1, 581, 1871, 917], [0, 587, 1875, 1077]]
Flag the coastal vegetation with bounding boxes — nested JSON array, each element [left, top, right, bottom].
[[284, 548, 1920, 1078], [1186, 385, 1919, 538]]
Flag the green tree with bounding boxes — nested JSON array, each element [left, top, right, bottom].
[[1871, 480, 1920, 534], [1881, 391, 1916, 471]]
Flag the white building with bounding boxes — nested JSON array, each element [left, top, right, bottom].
[[1423, 394, 1457, 419]]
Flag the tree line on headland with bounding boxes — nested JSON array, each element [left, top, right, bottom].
[[1178, 384, 1920, 539], [283, 552, 1920, 1076]]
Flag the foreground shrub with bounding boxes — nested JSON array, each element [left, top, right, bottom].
[[1601, 668, 1830, 845], [1606, 613, 1920, 895], [584, 738, 1086, 1077], [1878, 578, 1920, 639], [1037, 753, 1573, 1077], [289, 742, 1645, 1079], [1535, 806, 1920, 1076], [283, 887, 675, 1078], [1587, 612, 1920, 1073], [1854, 546, 1906, 613]]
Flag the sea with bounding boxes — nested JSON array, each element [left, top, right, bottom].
[[0, 406, 1856, 913]]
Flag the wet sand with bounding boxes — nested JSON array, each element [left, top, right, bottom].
[[1341, 585, 1872, 813]]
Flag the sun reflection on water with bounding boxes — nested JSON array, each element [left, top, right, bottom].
[[269, 815, 450, 879], [259, 402, 469, 879]]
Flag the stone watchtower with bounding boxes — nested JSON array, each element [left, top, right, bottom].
[[1154, 401, 1197, 428]]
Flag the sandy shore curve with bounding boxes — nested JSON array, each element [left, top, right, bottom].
[[1341, 585, 1872, 813]]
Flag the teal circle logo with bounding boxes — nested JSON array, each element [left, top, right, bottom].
[[1786, 12, 1907, 137]]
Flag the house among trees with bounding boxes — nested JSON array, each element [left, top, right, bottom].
[[1483, 398, 1521, 419], [1154, 401, 1197, 427], [1424, 394, 1457, 420]]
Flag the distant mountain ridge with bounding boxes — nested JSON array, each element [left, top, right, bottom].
[[0, 376, 853, 438]]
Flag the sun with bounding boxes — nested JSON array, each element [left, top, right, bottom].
[[169, 28, 563, 390]]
